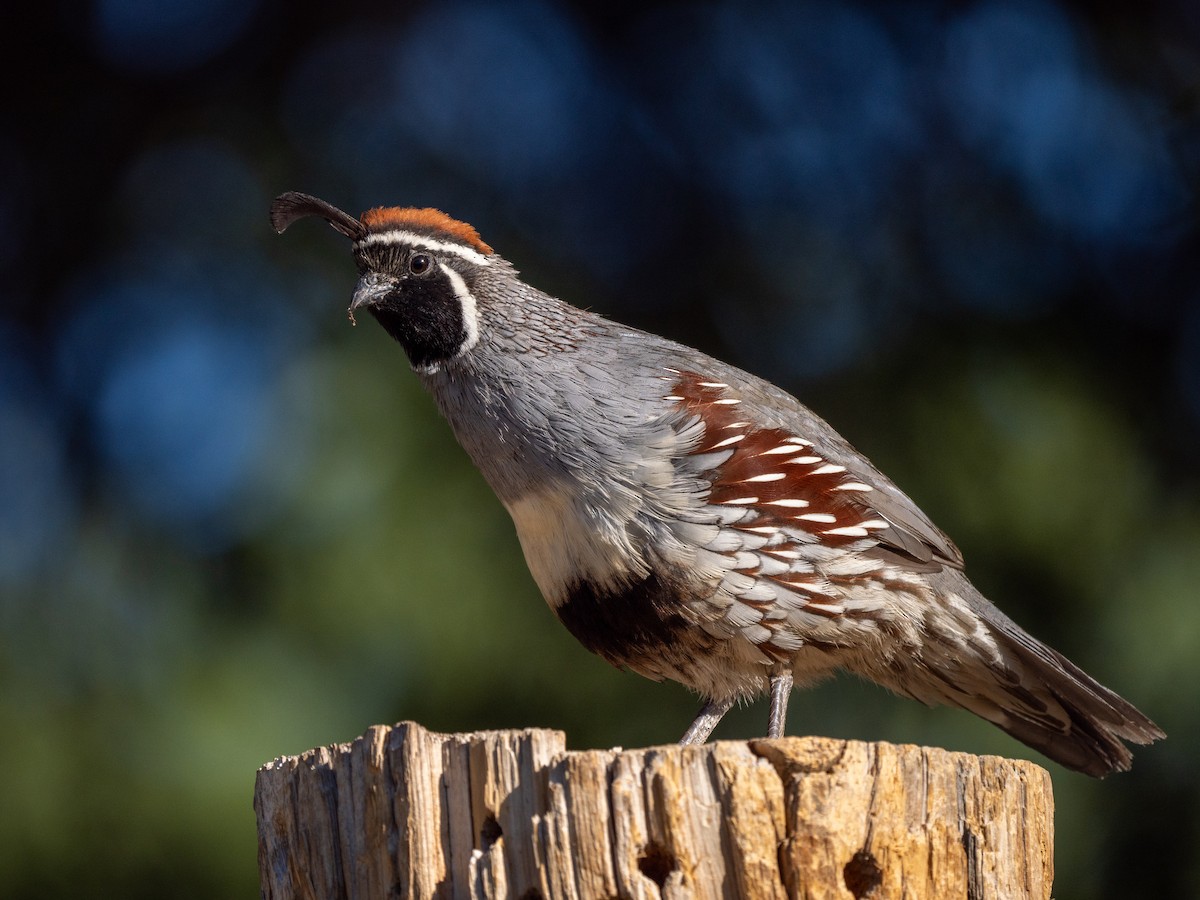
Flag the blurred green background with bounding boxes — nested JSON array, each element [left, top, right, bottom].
[[1, 0, 1197, 897]]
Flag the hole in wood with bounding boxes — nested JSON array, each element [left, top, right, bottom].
[[843, 848, 883, 898], [637, 841, 676, 888], [480, 814, 503, 850]]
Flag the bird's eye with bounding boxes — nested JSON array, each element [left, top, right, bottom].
[[409, 253, 432, 276]]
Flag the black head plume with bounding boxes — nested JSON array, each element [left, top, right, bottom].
[[270, 192, 366, 241]]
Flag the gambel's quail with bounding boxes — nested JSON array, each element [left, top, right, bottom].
[[271, 191, 1163, 776]]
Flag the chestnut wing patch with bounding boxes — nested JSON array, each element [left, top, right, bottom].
[[669, 370, 961, 576]]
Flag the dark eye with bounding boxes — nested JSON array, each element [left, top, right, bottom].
[[409, 253, 432, 276]]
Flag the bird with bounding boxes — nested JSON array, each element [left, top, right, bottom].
[[270, 190, 1164, 777]]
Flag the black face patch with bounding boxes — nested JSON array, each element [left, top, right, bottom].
[[368, 273, 467, 368]]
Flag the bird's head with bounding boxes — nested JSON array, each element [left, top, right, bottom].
[[270, 191, 496, 372]]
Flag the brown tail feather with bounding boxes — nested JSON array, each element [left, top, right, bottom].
[[955, 591, 1165, 776], [873, 574, 1165, 777], [982, 625, 1164, 777]]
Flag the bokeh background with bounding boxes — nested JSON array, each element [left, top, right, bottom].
[[2, 0, 1198, 896]]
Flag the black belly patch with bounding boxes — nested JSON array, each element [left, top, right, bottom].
[[555, 571, 715, 670]]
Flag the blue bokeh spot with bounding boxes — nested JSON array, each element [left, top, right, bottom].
[[91, 0, 261, 73], [0, 328, 77, 585], [55, 263, 293, 545]]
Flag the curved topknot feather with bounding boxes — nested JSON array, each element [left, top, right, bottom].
[[270, 192, 366, 240]]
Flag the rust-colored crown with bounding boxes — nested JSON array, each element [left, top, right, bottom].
[[360, 207, 494, 255]]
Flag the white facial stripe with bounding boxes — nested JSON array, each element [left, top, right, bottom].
[[438, 263, 480, 355], [355, 230, 492, 266]]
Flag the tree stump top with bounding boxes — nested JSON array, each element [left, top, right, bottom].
[[254, 722, 1053, 899]]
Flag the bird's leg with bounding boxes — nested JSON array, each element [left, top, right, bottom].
[[768, 671, 794, 739], [679, 697, 735, 744]]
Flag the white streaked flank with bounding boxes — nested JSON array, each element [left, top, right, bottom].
[[713, 398, 742, 405], [786, 456, 823, 465], [766, 498, 809, 508], [760, 445, 805, 455], [356, 230, 492, 266], [797, 580, 839, 597], [722, 496, 759, 505], [698, 381, 729, 388], [805, 602, 846, 615], [742, 472, 786, 483], [712, 434, 747, 448], [831, 481, 873, 492], [798, 513, 837, 523], [810, 464, 847, 475], [823, 526, 870, 538]]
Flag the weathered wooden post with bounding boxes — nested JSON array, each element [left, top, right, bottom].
[[254, 722, 1053, 899]]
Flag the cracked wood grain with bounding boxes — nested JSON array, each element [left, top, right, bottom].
[[254, 723, 1053, 899]]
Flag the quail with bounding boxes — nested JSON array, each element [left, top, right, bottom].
[[271, 191, 1163, 776]]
